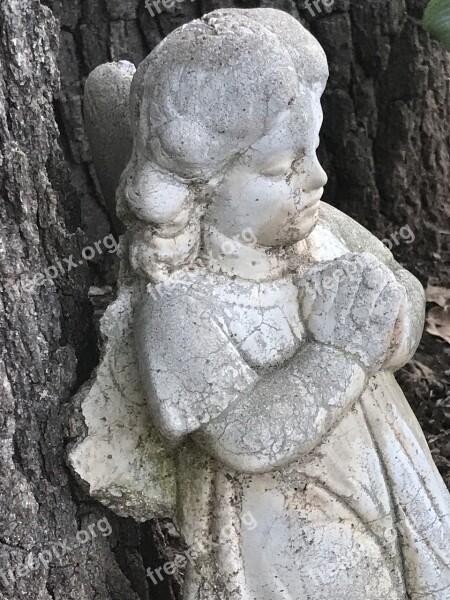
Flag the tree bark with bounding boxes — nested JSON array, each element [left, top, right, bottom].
[[0, 0, 448, 599], [0, 1, 175, 599]]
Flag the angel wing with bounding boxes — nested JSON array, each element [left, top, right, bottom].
[[68, 282, 177, 521], [83, 60, 135, 227]]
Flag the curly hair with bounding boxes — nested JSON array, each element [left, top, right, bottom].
[[117, 8, 328, 282]]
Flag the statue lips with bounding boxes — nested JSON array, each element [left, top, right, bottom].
[[304, 187, 324, 206], [292, 187, 323, 211]]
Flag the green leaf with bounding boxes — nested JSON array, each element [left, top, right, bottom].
[[423, 0, 450, 51]]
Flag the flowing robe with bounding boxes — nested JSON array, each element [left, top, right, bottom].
[[134, 204, 450, 599]]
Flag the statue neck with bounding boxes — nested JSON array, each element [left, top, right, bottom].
[[200, 224, 294, 281]]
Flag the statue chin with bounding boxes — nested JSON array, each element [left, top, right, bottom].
[[287, 209, 320, 245]]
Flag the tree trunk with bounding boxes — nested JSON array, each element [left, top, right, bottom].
[[0, 1, 175, 599], [0, 1, 448, 600]]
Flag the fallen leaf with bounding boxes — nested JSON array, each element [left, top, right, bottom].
[[404, 360, 436, 382], [425, 284, 450, 307], [426, 305, 450, 344]]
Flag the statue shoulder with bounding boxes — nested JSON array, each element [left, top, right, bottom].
[[135, 272, 222, 336], [318, 202, 396, 265]]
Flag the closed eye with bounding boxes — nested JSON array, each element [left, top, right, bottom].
[[261, 168, 288, 179], [261, 160, 292, 178]]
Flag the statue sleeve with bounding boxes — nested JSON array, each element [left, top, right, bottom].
[[193, 343, 367, 473], [134, 288, 258, 442]]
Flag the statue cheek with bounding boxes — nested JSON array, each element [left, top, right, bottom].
[[289, 169, 307, 190], [258, 205, 295, 241]]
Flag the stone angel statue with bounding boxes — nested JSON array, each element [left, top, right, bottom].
[[69, 8, 450, 599]]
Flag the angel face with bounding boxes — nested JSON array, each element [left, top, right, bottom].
[[203, 94, 327, 248]]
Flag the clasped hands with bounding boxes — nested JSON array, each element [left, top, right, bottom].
[[296, 252, 408, 374]]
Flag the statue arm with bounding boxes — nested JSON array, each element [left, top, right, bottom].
[[193, 343, 367, 473], [135, 288, 367, 473], [134, 289, 258, 442]]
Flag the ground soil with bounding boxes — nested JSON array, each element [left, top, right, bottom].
[[398, 328, 450, 489]]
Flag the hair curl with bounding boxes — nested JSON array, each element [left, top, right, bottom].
[[117, 8, 328, 282]]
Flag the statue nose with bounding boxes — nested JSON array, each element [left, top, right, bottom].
[[303, 156, 328, 192]]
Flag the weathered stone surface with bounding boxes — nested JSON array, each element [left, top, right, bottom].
[[69, 282, 177, 522], [51, 0, 450, 489], [73, 8, 450, 599], [84, 61, 135, 221]]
